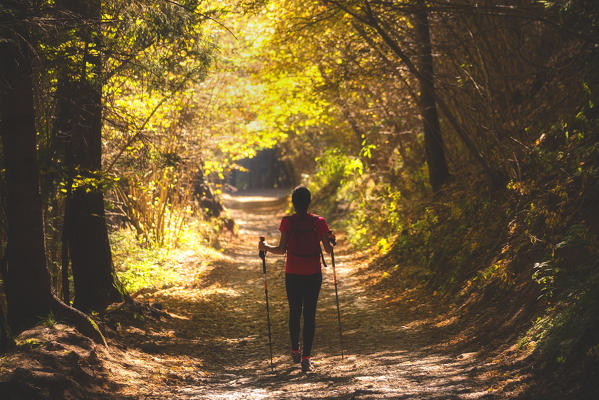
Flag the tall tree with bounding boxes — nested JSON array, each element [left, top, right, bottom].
[[0, 2, 104, 343], [315, 0, 449, 190], [0, 12, 57, 330], [54, 0, 127, 312], [412, 0, 449, 190], [359, 0, 450, 190]]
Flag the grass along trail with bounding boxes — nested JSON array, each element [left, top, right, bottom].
[[109, 191, 526, 399]]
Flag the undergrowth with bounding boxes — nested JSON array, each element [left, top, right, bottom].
[[515, 99, 599, 387], [110, 219, 225, 293], [307, 89, 599, 396]]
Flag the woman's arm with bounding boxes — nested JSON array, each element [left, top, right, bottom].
[[258, 231, 288, 255]]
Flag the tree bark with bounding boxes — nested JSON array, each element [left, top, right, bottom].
[[60, 186, 71, 303], [0, 23, 105, 344], [0, 32, 56, 331], [54, 0, 127, 312], [69, 189, 126, 312], [413, 0, 450, 191], [0, 258, 15, 353], [0, 302, 14, 353]]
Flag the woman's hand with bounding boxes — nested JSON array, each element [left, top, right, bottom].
[[258, 240, 267, 252], [259, 232, 288, 255], [328, 231, 336, 246]]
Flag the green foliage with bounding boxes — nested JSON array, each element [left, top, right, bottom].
[[15, 338, 46, 350], [505, 94, 599, 381], [532, 260, 558, 299], [110, 217, 225, 293], [525, 284, 599, 372], [307, 148, 363, 216], [533, 224, 594, 298], [110, 228, 183, 293], [308, 148, 507, 290], [39, 312, 56, 328], [307, 147, 427, 252]]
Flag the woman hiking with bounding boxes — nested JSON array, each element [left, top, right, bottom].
[[258, 185, 334, 372]]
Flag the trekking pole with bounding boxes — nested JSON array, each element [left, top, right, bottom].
[[259, 237, 274, 372], [328, 230, 344, 360]]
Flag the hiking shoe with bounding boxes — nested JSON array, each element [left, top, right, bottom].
[[291, 349, 301, 363], [301, 357, 312, 372]]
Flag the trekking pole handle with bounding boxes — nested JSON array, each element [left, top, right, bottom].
[[259, 236, 266, 261], [328, 230, 336, 246]]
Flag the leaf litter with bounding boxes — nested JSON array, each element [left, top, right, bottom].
[[1, 195, 534, 399]]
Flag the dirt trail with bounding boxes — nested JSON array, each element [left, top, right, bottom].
[[110, 192, 521, 399]]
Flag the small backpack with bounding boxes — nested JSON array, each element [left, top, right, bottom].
[[287, 215, 321, 259]]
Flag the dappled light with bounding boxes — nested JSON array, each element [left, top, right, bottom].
[[1, 0, 598, 399]]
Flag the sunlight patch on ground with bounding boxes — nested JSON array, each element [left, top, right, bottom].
[[180, 247, 231, 262], [176, 388, 273, 399], [435, 315, 459, 328], [157, 284, 242, 300]]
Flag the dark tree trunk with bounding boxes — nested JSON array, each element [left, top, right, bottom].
[[63, 77, 125, 311], [0, 11, 106, 344], [60, 187, 71, 303], [0, 34, 56, 331], [54, 0, 126, 312], [70, 189, 126, 312], [0, 302, 14, 353], [0, 257, 15, 353], [413, 0, 450, 191]]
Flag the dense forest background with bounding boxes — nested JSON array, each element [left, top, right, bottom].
[[1, 0, 598, 398]]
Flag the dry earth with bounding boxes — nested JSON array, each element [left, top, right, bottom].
[[1, 191, 536, 399]]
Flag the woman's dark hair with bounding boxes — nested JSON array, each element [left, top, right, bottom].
[[291, 185, 311, 214]]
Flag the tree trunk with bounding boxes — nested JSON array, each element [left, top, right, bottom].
[[54, 0, 127, 312], [0, 27, 105, 345], [60, 186, 71, 303], [0, 34, 56, 331], [70, 189, 126, 311], [413, 0, 450, 191], [0, 258, 15, 353], [0, 304, 14, 353]]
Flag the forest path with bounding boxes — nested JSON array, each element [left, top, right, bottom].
[[117, 191, 509, 399]]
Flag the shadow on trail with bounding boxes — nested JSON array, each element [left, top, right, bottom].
[[123, 192, 516, 399]]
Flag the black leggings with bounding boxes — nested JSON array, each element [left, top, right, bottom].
[[285, 273, 322, 357]]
